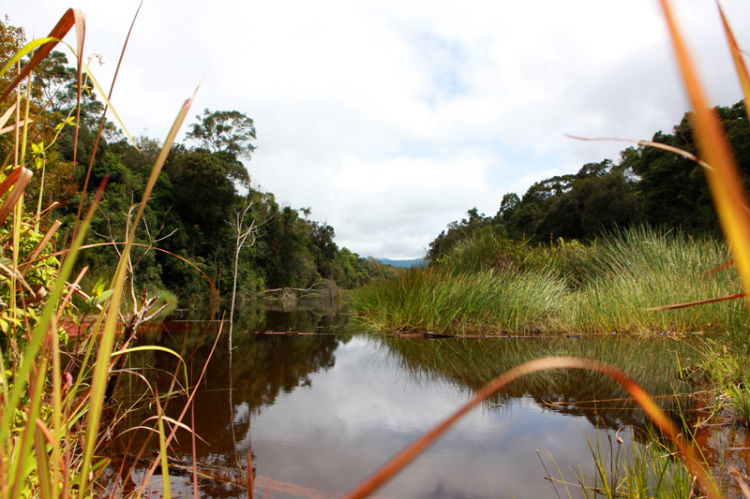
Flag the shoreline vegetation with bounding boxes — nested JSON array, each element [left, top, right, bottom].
[[3, 2, 750, 498], [352, 226, 747, 337]]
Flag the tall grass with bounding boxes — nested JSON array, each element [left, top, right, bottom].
[[354, 263, 569, 334], [353, 226, 745, 336], [0, 9, 215, 498], [576, 426, 698, 498], [571, 227, 746, 335]]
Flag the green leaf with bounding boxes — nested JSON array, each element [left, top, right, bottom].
[[0, 37, 58, 82], [91, 277, 104, 297], [93, 289, 113, 305]]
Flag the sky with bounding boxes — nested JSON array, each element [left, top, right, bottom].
[[4, 1, 750, 259]]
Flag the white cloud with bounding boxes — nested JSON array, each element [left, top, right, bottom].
[[6, 0, 750, 257]]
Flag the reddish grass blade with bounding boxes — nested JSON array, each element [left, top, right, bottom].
[[23, 220, 61, 276], [718, 3, 750, 119], [566, 135, 714, 171], [707, 259, 734, 275], [73, 2, 143, 241], [0, 9, 84, 103], [345, 356, 719, 499], [0, 119, 33, 136], [645, 292, 746, 311], [659, 0, 750, 312], [729, 468, 750, 498], [0, 167, 32, 225], [0, 104, 14, 130], [71, 9, 85, 166]]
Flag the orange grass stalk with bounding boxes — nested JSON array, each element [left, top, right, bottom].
[[718, 4, 750, 122], [345, 356, 719, 499], [73, 2, 143, 241], [658, 0, 750, 313]]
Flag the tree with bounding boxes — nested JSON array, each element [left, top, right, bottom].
[[32, 51, 77, 114], [498, 193, 520, 220], [0, 16, 25, 90], [186, 109, 257, 158]]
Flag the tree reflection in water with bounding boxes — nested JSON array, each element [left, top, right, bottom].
[[105, 303, 699, 497]]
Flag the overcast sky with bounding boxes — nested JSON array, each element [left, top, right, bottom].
[[5, 1, 750, 258]]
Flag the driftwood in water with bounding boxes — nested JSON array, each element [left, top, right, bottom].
[[255, 281, 337, 300]]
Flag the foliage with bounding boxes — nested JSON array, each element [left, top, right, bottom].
[[576, 427, 699, 499], [186, 108, 256, 160], [428, 100, 750, 263], [0, 50, 399, 299], [0, 12, 199, 497], [355, 227, 746, 336]]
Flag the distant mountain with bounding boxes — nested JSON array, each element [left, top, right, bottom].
[[377, 258, 426, 268]]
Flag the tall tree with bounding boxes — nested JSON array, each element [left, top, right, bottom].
[[186, 109, 257, 158]]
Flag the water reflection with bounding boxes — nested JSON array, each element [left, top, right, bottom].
[[106, 303, 698, 498], [379, 335, 697, 430]]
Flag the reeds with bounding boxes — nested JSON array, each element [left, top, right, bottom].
[[572, 227, 746, 335], [0, 9, 212, 497], [577, 426, 698, 498], [353, 262, 568, 334], [353, 227, 744, 336]]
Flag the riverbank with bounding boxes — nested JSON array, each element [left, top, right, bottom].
[[351, 227, 747, 338]]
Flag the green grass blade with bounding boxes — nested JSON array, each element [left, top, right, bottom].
[[0, 38, 58, 82], [112, 345, 189, 393], [0, 9, 84, 103], [0, 189, 101, 453], [155, 392, 171, 499], [77, 90, 196, 498], [78, 59, 138, 150], [34, 423, 52, 499]]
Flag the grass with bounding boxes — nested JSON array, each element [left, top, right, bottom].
[[354, 262, 569, 334], [353, 226, 746, 336], [536, 427, 701, 498], [694, 340, 750, 425], [0, 9, 217, 498], [579, 426, 699, 498], [571, 227, 747, 336]]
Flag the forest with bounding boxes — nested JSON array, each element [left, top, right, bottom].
[[428, 100, 750, 261], [0, 20, 398, 301]]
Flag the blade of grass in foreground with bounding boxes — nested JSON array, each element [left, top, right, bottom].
[[154, 390, 171, 499], [345, 356, 720, 499], [659, 0, 750, 313], [718, 3, 750, 120], [77, 89, 197, 498], [0, 186, 102, 455], [0, 9, 85, 112], [74, 1, 143, 240]]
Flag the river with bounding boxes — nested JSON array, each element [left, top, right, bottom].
[[101, 300, 699, 498]]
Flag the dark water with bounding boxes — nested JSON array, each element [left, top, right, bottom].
[[103, 301, 698, 498]]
